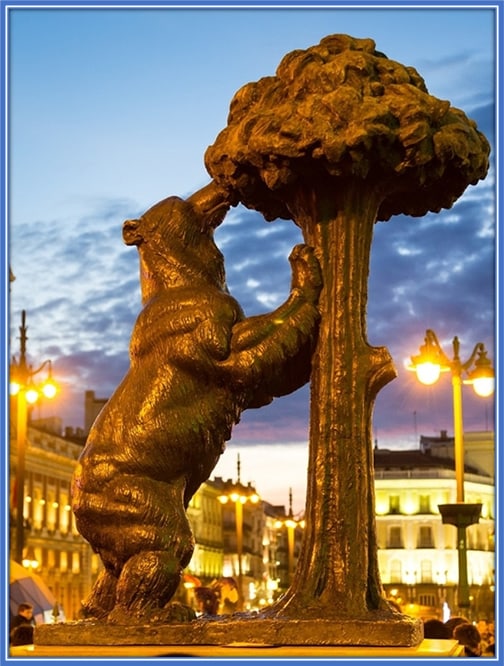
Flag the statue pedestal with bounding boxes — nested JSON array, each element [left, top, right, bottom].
[[30, 613, 464, 658], [35, 615, 423, 649], [12, 638, 463, 659]]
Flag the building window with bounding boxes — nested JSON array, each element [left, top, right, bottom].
[[72, 551, 80, 574], [388, 526, 403, 548], [418, 495, 431, 514], [389, 495, 400, 514], [418, 593, 436, 607], [390, 559, 402, 583], [418, 525, 434, 548], [60, 551, 68, 572], [420, 559, 433, 583]]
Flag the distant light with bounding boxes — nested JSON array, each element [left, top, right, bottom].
[[375, 499, 388, 516], [26, 388, 39, 404], [22, 557, 38, 568], [42, 381, 58, 399], [402, 499, 416, 515], [22, 547, 39, 570]]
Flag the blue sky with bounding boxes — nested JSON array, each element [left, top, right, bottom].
[[3, 2, 498, 511]]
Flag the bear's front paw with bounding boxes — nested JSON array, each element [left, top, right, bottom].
[[288, 244, 322, 303]]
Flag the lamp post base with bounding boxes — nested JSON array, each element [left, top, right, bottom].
[[438, 502, 482, 612]]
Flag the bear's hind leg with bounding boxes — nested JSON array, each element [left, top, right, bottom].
[[107, 550, 193, 624], [79, 567, 117, 619]]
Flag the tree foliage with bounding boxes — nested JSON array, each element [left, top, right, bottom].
[[205, 34, 490, 222]]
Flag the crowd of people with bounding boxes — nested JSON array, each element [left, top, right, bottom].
[[423, 616, 495, 657]]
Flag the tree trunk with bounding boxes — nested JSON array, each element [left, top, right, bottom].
[[270, 182, 397, 619]]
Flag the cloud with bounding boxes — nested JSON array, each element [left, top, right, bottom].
[[414, 50, 495, 114]]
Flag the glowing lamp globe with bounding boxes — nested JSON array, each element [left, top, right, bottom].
[[472, 376, 494, 398], [42, 380, 58, 399], [415, 362, 442, 386], [25, 388, 40, 404]]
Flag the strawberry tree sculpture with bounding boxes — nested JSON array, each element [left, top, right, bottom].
[[205, 34, 490, 631]]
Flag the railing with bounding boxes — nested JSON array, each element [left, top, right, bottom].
[[375, 468, 493, 484]]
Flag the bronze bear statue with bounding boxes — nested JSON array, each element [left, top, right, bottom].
[[71, 182, 322, 624]]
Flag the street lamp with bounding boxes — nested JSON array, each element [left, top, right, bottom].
[[22, 545, 39, 572], [408, 329, 494, 612], [217, 454, 260, 610], [274, 488, 305, 585], [10, 310, 58, 564]]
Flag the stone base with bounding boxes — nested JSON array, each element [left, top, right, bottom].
[[36, 613, 423, 648], [15, 639, 465, 660]]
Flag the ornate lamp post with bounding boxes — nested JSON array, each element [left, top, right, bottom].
[[10, 310, 58, 564], [217, 454, 260, 610], [408, 329, 494, 612], [274, 489, 305, 585]]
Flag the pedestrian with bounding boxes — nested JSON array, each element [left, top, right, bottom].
[[10, 624, 34, 646], [482, 641, 495, 657], [9, 603, 35, 645], [444, 615, 470, 636], [484, 620, 495, 654], [476, 619, 493, 654], [194, 587, 219, 615], [423, 618, 452, 639], [453, 622, 482, 657]]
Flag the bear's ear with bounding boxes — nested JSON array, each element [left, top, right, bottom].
[[123, 219, 143, 246]]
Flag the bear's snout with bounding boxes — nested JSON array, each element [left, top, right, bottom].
[[123, 219, 143, 246]]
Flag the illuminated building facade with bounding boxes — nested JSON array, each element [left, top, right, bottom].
[[8, 417, 99, 621], [374, 435, 494, 621]]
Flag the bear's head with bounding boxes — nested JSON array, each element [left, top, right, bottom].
[[123, 195, 229, 303]]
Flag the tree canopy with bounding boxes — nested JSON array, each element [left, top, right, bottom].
[[205, 34, 490, 223]]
